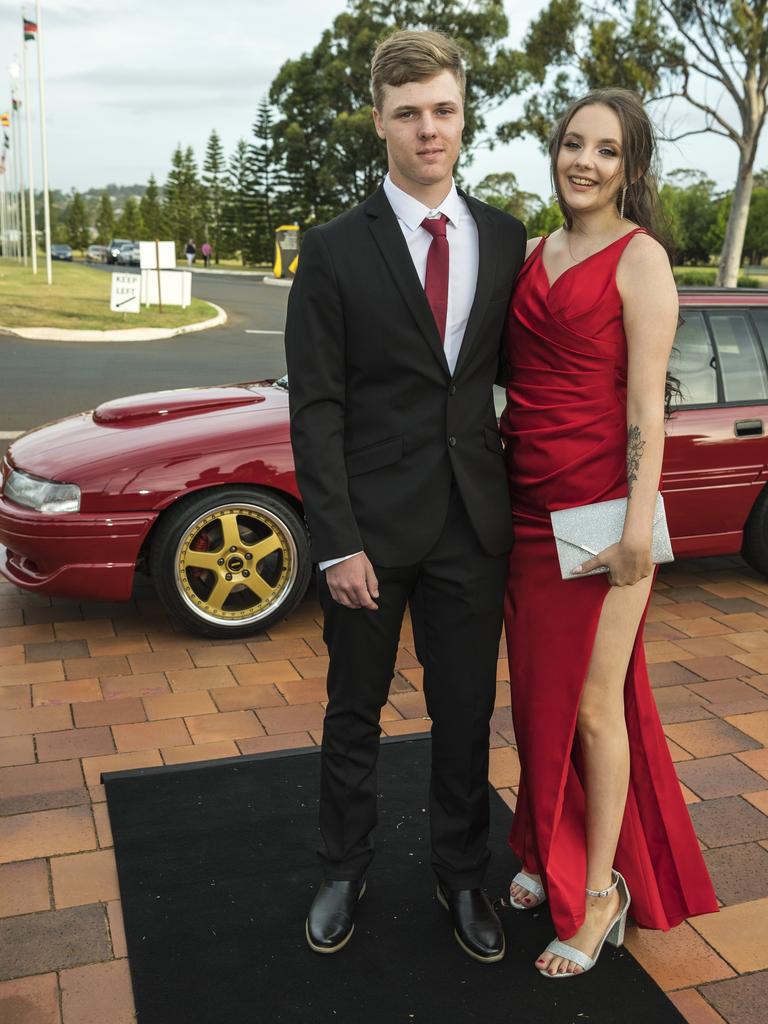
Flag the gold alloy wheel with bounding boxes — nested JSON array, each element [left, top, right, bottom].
[[174, 502, 298, 626]]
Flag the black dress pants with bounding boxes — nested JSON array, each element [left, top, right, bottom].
[[316, 484, 507, 889]]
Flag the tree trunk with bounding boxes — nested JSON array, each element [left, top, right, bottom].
[[716, 153, 753, 287]]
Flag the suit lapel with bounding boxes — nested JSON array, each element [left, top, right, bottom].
[[365, 187, 450, 376], [453, 189, 497, 379]]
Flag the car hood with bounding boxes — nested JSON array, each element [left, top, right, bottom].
[[7, 382, 290, 484]]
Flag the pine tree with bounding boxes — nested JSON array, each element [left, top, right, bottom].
[[222, 138, 259, 265], [116, 196, 144, 240], [162, 144, 204, 255], [202, 130, 226, 263], [65, 191, 90, 252], [139, 174, 163, 238], [250, 98, 283, 263], [95, 192, 114, 245]]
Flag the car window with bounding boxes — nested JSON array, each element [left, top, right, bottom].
[[669, 310, 718, 405], [708, 312, 768, 403], [752, 308, 768, 356]]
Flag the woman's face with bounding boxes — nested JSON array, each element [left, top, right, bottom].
[[556, 103, 625, 217]]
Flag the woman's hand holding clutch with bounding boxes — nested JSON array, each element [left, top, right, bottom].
[[573, 540, 653, 587]]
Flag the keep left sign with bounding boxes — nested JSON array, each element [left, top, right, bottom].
[[110, 273, 141, 313]]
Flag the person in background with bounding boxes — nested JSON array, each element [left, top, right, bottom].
[[201, 241, 212, 268], [184, 239, 196, 266]]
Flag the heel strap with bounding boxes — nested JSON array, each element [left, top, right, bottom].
[[586, 878, 618, 898]]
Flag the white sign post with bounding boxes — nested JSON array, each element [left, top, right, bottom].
[[110, 272, 141, 314]]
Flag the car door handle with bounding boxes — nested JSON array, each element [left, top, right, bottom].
[[735, 419, 764, 437]]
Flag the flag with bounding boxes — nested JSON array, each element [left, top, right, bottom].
[[23, 18, 37, 41], [2, 132, 9, 150], [0, 113, 9, 128], [12, 97, 20, 111]]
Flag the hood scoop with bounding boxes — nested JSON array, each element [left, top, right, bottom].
[[93, 386, 265, 425]]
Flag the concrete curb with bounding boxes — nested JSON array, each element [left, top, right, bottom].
[[0, 302, 228, 343], [262, 277, 293, 288]]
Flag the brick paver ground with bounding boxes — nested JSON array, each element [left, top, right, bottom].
[[1, 555, 767, 1023]]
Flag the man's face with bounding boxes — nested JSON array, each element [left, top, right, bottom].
[[372, 70, 464, 192]]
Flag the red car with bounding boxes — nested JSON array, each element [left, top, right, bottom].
[[1, 290, 768, 638]]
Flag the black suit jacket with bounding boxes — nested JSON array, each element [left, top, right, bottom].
[[284, 184, 526, 566]]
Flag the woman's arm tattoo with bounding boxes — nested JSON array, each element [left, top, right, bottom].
[[626, 424, 645, 497]]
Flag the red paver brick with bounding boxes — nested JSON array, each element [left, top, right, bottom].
[[664, 719, 761, 757], [702, 843, 768, 906], [249, 638, 315, 662], [700, 973, 768, 1024], [690, 899, 768, 973], [726, 630, 768, 652], [212, 684, 285, 712], [161, 740, 240, 765], [100, 672, 170, 701], [73, 698, 145, 728], [675, 637, 751, 658], [623, 920, 735, 989], [232, 660, 301, 686], [674, 618, 737, 638], [291, 656, 330, 679], [644, 641, 696, 663], [51, 849, 120, 909], [276, 678, 329, 704], [257, 703, 327, 735], [0, 623, 55, 646], [87, 636, 151, 657], [680, 656, 755, 681], [489, 746, 520, 788], [0, 735, 34, 767], [726, 711, 768, 746], [142, 690, 217, 720], [0, 661, 64, 686], [32, 678, 102, 707], [92, 802, 113, 848], [688, 679, 766, 704], [648, 662, 707, 687], [743, 790, 768, 815], [185, 710, 265, 744], [0, 860, 50, 917], [0, 758, 86, 814], [25, 641, 88, 664], [381, 718, 431, 736], [735, 748, 768, 778], [0, 805, 96, 864], [659, 602, 719, 620], [60, 959, 135, 1024], [127, 649, 194, 675], [36, 727, 115, 763], [238, 731, 315, 755], [0, 683, 30, 710], [0, 704, 72, 738], [112, 718, 191, 753], [654, 686, 714, 709], [188, 643, 254, 667], [644, 621, 688, 641], [715, 613, 768, 633], [54, 620, 114, 641], [744, 673, 768, 695], [64, 655, 130, 681], [389, 691, 429, 719], [689, 795, 768, 847], [81, 749, 163, 789], [676, 755, 768, 800], [0, 644, 24, 666], [667, 737, 694, 761], [0, 973, 61, 1024], [667, 989, 727, 1024], [165, 665, 236, 693], [106, 901, 127, 958]]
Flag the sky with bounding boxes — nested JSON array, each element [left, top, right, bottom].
[[1, 0, 765, 203]]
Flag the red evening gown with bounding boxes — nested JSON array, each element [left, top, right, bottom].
[[500, 229, 718, 937]]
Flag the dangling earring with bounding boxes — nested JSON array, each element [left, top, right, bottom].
[[620, 186, 627, 220]]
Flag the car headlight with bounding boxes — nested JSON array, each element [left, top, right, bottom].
[[3, 469, 81, 513]]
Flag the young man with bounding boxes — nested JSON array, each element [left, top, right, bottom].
[[285, 29, 526, 962]]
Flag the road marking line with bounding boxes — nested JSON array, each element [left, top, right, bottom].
[[0, 431, 22, 439], [245, 329, 284, 335]]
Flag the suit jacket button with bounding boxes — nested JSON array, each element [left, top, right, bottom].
[[448, 435, 457, 447], [449, 384, 457, 396]]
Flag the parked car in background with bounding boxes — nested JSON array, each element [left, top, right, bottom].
[[107, 238, 131, 264], [115, 243, 140, 266], [2, 290, 768, 639], [51, 243, 73, 261], [85, 244, 108, 263]]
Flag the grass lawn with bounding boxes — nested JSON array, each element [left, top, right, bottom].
[[0, 259, 219, 330]]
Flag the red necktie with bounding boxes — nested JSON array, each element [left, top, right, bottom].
[[421, 214, 449, 344]]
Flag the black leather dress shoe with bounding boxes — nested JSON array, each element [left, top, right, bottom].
[[436, 882, 505, 963], [305, 879, 367, 954]]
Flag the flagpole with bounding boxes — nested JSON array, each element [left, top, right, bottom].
[[0, 168, 7, 258], [35, 0, 51, 284], [10, 63, 28, 265], [22, 18, 37, 275]]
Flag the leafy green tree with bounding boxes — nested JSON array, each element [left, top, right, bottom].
[[116, 196, 144, 240], [270, 0, 520, 224], [473, 172, 542, 219], [744, 189, 768, 266], [139, 175, 163, 238], [754, 168, 768, 190], [501, 0, 768, 285], [95, 192, 114, 244], [658, 170, 719, 265], [526, 199, 564, 238], [64, 191, 90, 251], [202, 131, 226, 262]]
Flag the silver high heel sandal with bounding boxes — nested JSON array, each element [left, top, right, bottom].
[[508, 871, 547, 910], [538, 869, 630, 978]]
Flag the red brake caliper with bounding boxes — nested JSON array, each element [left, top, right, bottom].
[[189, 531, 211, 580]]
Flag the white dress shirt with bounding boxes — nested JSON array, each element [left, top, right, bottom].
[[319, 174, 480, 571]]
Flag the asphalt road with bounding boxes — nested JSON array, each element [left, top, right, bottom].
[[0, 269, 291, 457]]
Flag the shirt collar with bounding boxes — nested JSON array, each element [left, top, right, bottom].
[[383, 173, 462, 232]]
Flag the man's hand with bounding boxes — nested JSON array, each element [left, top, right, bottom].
[[325, 552, 379, 610]]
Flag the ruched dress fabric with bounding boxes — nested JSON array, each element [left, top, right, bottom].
[[500, 230, 718, 937]]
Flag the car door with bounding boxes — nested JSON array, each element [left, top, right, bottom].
[[663, 304, 768, 557]]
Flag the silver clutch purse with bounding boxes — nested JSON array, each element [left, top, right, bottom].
[[550, 492, 673, 580]]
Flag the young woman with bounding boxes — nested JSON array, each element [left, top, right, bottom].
[[500, 88, 718, 978]]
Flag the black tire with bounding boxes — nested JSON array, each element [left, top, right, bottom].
[[741, 485, 768, 576], [149, 486, 312, 638]]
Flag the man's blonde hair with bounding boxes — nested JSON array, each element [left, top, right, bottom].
[[370, 29, 466, 112]]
